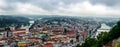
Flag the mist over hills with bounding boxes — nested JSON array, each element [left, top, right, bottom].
[[0, 15, 119, 27]]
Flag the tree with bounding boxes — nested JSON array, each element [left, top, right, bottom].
[[70, 40, 73, 44], [76, 44, 81, 47], [115, 42, 120, 47], [80, 21, 120, 47], [76, 35, 79, 41], [81, 38, 97, 47]]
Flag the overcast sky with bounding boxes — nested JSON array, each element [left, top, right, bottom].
[[0, 0, 120, 17]]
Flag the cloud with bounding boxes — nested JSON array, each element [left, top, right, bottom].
[[89, 0, 120, 6], [15, 3, 48, 14], [53, 1, 120, 17], [0, 0, 120, 17]]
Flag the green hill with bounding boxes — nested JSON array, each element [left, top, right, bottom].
[[78, 21, 120, 47], [0, 15, 29, 28]]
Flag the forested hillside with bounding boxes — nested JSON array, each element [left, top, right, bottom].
[[0, 16, 29, 27], [77, 21, 120, 47]]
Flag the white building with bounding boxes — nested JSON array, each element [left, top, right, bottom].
[[95, 23, 111, 38], [29, 20, 34, 27]]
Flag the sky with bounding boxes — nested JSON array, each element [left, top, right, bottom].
[[0, 0, 120, 17]]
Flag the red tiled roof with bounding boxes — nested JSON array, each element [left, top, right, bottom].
[[11, 29, 26, 32], [11, 30, 16, 32], [14, 31, 26, 35], [0, 38, 8, 40], [53, 32, 60, 35], [17, 29, 26, 31], [52, 27, 64, 32], [44, 43, 53, 47], [52, 28, 64, 35], [61, 37, 68, 43], [11, 29, 26, 35], [16, 29, 26, 31], [70, 37, 76, 41], [28, 37, 41, 39], [42, 27, 47, 31], [66, 29, 75, 35], [50, 38, 59, 41], [80, 31, 87, 36]]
